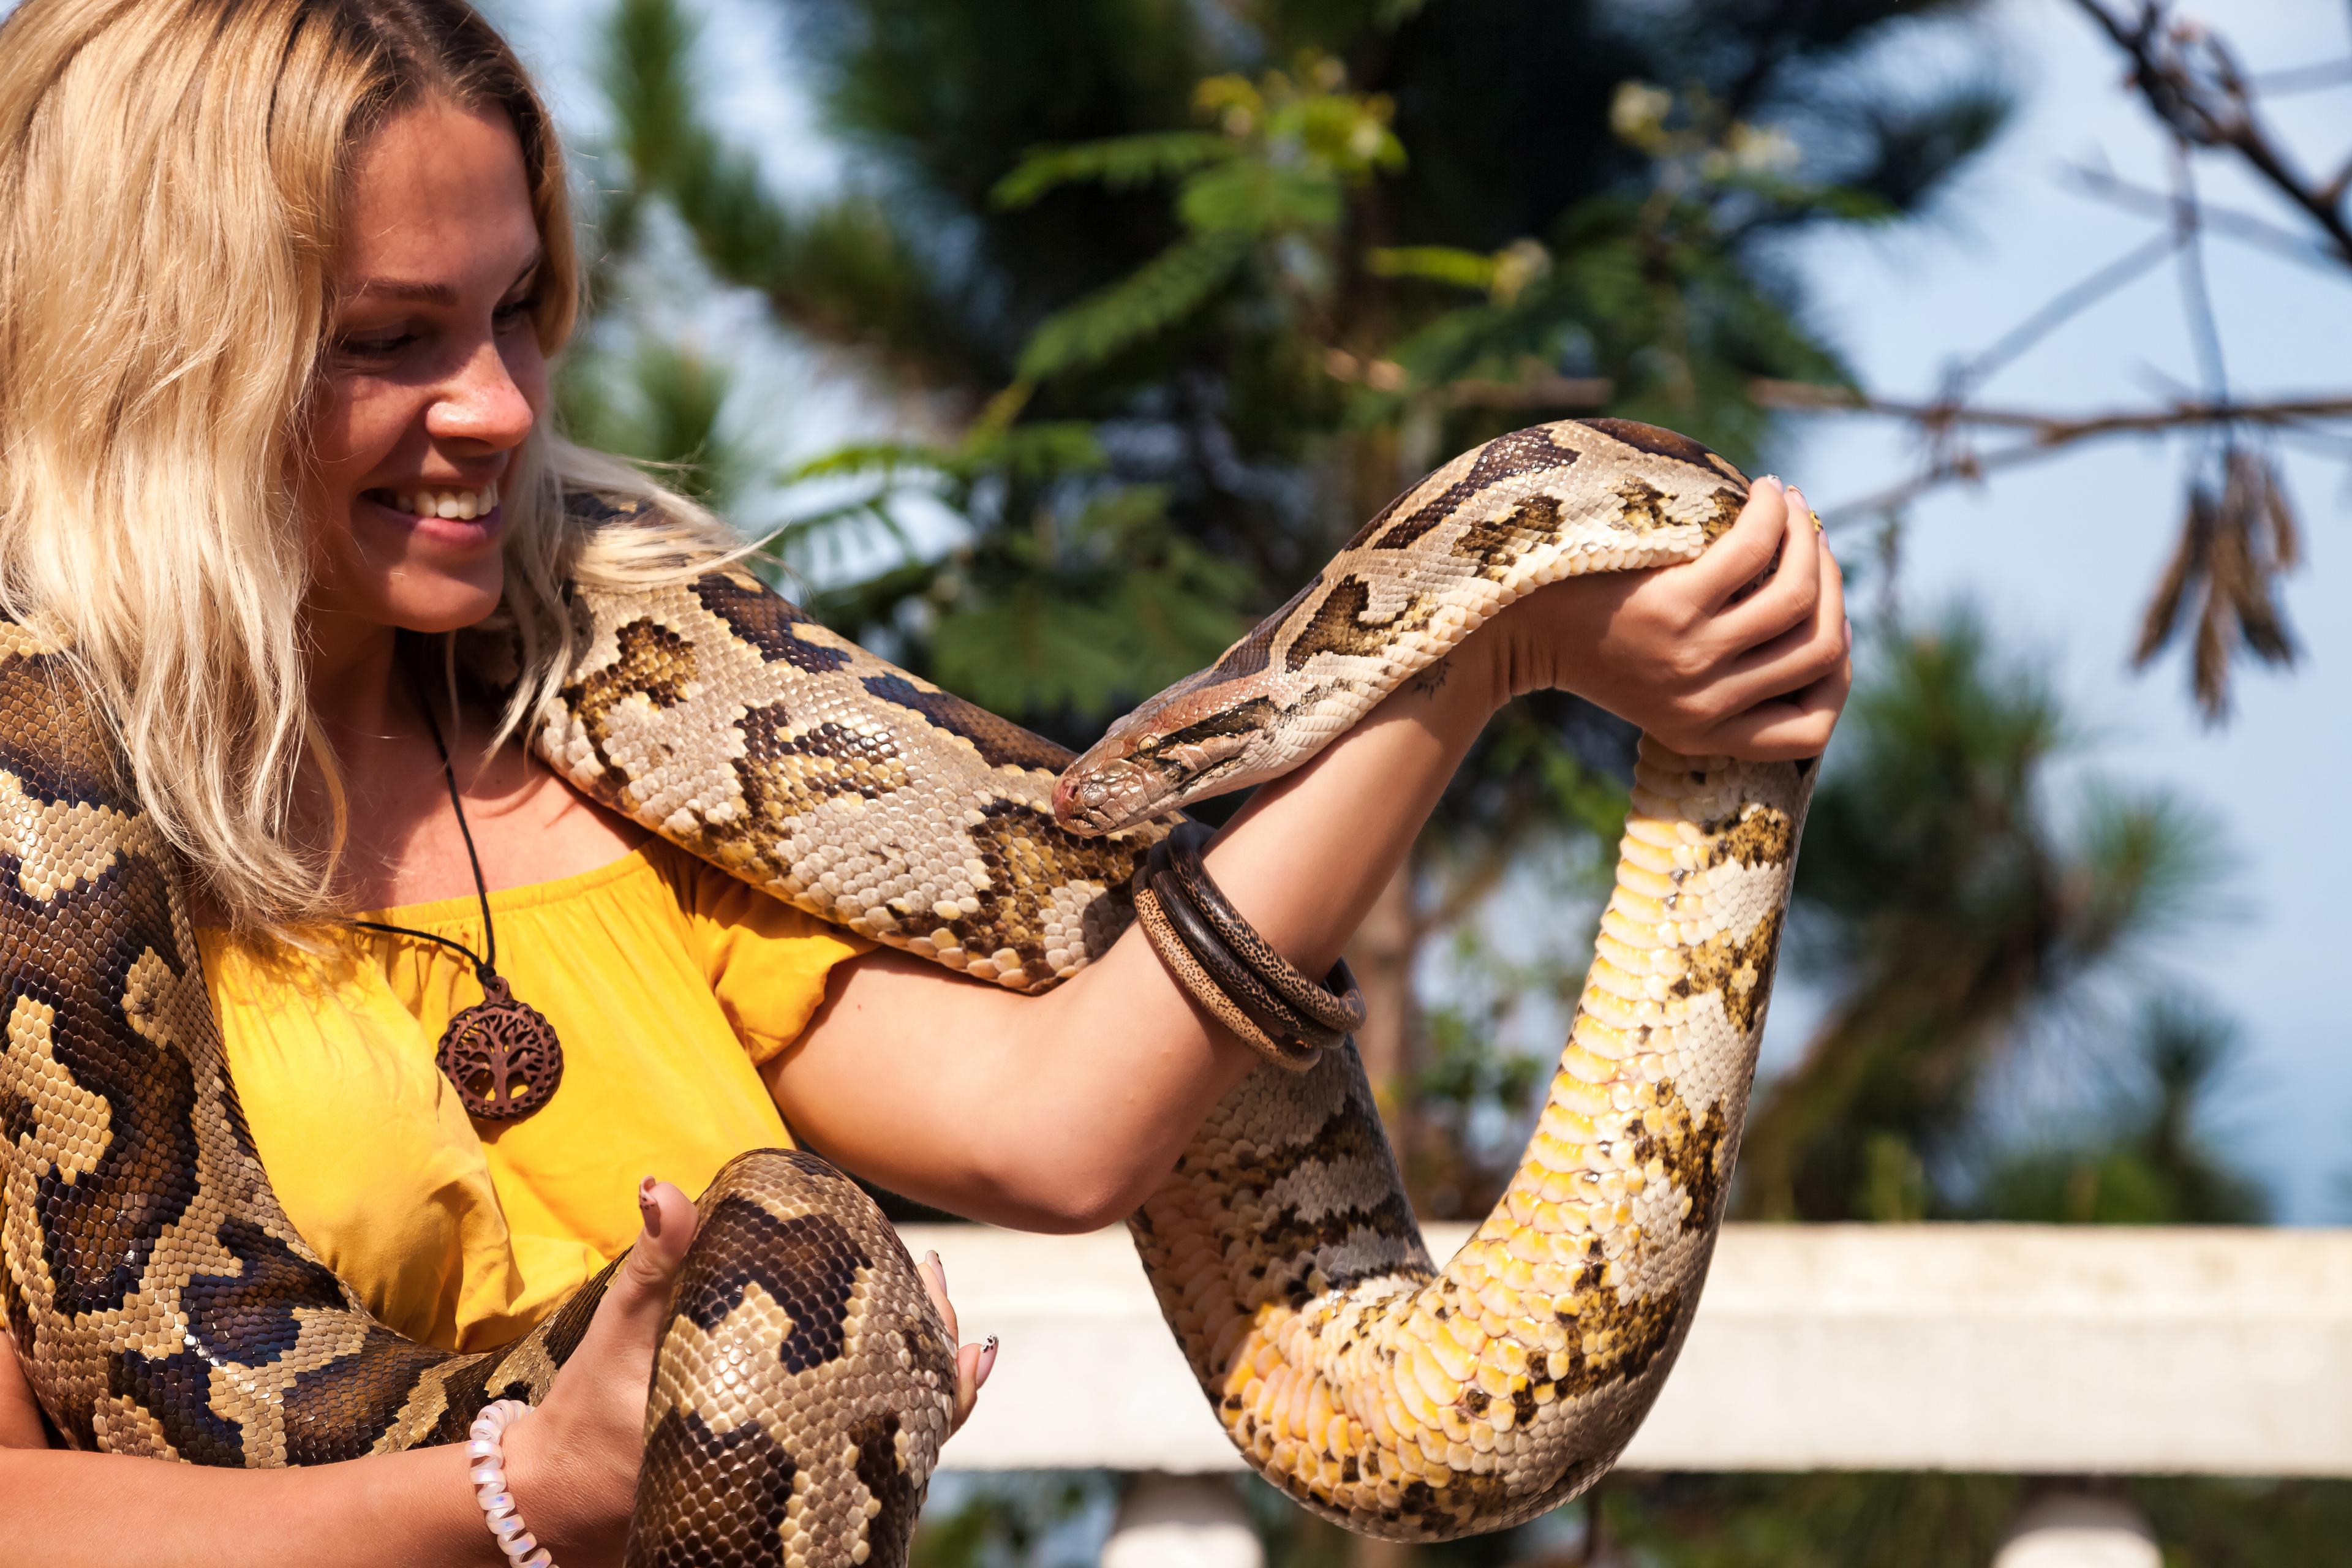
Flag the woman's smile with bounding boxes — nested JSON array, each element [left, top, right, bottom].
[[359, 481, 506, 548]]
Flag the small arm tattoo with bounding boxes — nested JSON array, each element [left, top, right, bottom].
[[1408, 657, 1452, 698]]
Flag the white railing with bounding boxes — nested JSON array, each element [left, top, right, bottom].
[[905, 1221, 2352, 1477]]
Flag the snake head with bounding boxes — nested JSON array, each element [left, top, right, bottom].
[[1054, 687, 1280, 836], [1051, 753, 1168, 836]]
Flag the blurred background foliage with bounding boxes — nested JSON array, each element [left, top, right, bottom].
[[545, 0, 2330, 1559]]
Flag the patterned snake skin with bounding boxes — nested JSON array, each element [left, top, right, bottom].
[[0, 418, 1811, 1556]]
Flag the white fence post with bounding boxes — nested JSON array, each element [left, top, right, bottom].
[[1989, 1494, 2160, 1568], [1099, 1475, 1264, 1568]]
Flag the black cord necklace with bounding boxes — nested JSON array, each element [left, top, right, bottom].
[[351, 670, 564, 1121]]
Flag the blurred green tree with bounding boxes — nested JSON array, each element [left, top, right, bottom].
[[1598, 1471, 2021, 1568], [1736, 606, 2226, 1222], [1593, 1471, 2352, 1568], [1977, 995, 2268, 1226]]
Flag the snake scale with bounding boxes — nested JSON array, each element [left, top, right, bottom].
[[0, 417, 1811, 1559]]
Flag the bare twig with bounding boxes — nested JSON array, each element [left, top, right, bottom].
[[2169, 140, 2231, 401], [1795, 0, 2352, 611], [2069, 0, 2352, 264], [1816, 442, 2076, 524], [1749, 381, 2352, 439], [2273, 419, 2352, 460], [2245, 59, 2352, 95], [1745, 382, 2352, 522], [2064, 163, 2339, 270], [1943, 229, 2182, 401]]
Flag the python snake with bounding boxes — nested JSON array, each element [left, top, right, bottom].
[[0, 417, 1811, 1558]]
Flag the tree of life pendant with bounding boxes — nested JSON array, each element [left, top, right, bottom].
[[435, 970, 564, 1120]]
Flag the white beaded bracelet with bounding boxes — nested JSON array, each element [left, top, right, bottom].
[[467, 1399, 557, 1567]]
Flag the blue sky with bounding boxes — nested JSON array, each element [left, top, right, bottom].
[[507, 0, 2351, 1218]]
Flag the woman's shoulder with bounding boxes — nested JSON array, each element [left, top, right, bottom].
[[636, 838, 874, 957]]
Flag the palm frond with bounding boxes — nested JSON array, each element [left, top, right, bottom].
[[990, 131, 1232, 210], [1014, 232, 1250, 380]]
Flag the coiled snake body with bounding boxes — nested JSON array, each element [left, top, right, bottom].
[[0, 419, 1809, 1558]]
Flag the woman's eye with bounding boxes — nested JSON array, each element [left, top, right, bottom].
[[337, 331, 415, 361], [494, 293, 539, 328]]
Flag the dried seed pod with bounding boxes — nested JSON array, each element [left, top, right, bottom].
[[2132, 445, 2300, 722]]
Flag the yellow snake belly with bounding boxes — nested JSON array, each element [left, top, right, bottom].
[[1126, 741, 1803, 1535], [0, 417, 1809, 1556]]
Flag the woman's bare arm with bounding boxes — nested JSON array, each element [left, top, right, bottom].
[[766, 481, 1850, 1230], [0, 1332, 46, 1449]]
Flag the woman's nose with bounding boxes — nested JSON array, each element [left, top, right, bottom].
[[428, 338, 538, 451]]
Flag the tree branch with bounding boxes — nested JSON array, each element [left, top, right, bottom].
[[1749, 382, 2352, 520], [2064, 163, 2340, 270], [2068, 0, 2352, 265], [2245, 59, 2352, 95], [1942, 229, 2182, 401], [2168, 140, 2231, 401], [1751, 381, 2352, 435]]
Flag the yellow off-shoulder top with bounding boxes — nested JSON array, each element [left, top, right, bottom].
[[196, 839, 872, 1353]]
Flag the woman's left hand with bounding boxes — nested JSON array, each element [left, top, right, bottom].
[[1478, 476, 1852, 761]]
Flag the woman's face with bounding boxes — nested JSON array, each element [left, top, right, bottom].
[[303, 101, 548, 645]]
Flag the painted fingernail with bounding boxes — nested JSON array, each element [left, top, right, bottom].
[[978, 1336, 999, 1384], [638, 1177, 662, 1238], [925, 1250, 944, 1287]]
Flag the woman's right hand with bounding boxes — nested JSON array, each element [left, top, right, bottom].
[[500, 1178, 699, 1568], [500, 1178, 996, 1567]]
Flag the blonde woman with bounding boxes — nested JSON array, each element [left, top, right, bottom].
[[0, 1, 1850, 1562]]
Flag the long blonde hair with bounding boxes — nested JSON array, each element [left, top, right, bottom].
[[0, 0, 735, 929]]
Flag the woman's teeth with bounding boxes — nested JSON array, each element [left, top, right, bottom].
[[385, 483, 499, 521]]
